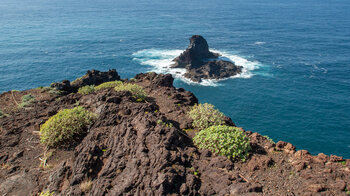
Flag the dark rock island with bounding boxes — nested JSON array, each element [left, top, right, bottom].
[[172, 35, 242, 82]]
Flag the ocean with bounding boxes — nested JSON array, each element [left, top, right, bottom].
[[0, 0, 349, 158]]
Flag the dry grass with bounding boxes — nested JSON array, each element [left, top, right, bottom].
[[39, 150, 54, 169], [80, 180, 93, 192], [1, 163, 12, 170]]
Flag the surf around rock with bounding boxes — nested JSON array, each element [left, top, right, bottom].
[[172, 35, 243, 82]]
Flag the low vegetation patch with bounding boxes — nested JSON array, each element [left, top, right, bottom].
[[39, 150, 54, 169], [95, 80, 123, 91], [38, 86, 62, 96], [40, 106, 96, 147], [345, 188, 350, 195], [49, 89, 62, 96], [0, 109, 4, 118], [114, 83, 147, 101], [264, 135, 275, 144], [96, 81, 147, 100], [188, 103, 225, 130], [39, 190, 55, 196], [19, 94, 36, 108], [189, 167, 200, 177], [193, 125, 251, 161], [78, 85, 95, 95], [71, 76, 83, 86], [157, 119, 173, 128]]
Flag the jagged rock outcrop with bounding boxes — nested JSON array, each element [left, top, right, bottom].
[[50, 69, 120, 94], [50, 80, 73, 95], [172, 35, 219, 69], [70, 69, 120, 88], [134, 72, 174, 88], [172, 35, 243, 82]]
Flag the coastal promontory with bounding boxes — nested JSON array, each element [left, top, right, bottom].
[[0, 70, 349, 195]]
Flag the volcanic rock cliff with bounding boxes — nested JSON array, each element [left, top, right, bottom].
[[0, 70, 349, 196], [172, 35, 242, 82]]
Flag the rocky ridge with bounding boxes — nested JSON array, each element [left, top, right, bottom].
[[172, 35, 243, 82], [0, 70, 349, 196]]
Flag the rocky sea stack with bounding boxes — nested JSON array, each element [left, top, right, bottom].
[[0, 70, 349, 195], [172, 35, 243, 82]]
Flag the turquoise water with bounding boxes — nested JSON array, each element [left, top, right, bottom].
[[1, 0, 349, 157]]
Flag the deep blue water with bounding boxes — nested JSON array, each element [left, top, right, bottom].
[[1, 0, 349, 158]]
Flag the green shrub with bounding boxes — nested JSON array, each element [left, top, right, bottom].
[[40, 106, 96, 147], [38, 86, 62, 96], [157, 119, 173, 128], [95, 81, 123, 91], [263, 135, 275, 144], [114, 83, 146, 101], [346, 189, 350, 195], [44, 87, 62, 96], [188, 103, 225, 130], [0, 110, 9, 118], [39, 86, 51, 92], [78, 85, 95, 95], [35, 86, 44, 90], [39, 190, 55, 196], [19, 94, 36, 108], [193, 125, 251, 161], [189, 167, 200, 176]]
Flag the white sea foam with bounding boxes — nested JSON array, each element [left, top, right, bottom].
[[132, 48, 263, 86], [254, 41, 266, 45]]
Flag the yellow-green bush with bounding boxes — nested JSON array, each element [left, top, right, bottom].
[[78, 85, 95, 95], [40, 106, 96, 147], [114, 83, 146, 101], [188, 103, 225, 130], [95, 81, 123, 91], [193, 125, 251, 161]]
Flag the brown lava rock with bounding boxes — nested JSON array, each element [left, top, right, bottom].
[[0, 70, 349, 196]]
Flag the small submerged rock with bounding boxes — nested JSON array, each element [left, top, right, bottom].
[[171, 35, 242, 82]]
